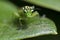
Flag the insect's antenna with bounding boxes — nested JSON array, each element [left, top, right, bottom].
[[32, 8, 41, 13]]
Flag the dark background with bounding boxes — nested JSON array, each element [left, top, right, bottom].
[[9, 0, 60, 40]]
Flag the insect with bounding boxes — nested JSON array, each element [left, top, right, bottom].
[[14, 6, 39, 18], [22, 6, 39, 17], [14, 6, 39, 29]]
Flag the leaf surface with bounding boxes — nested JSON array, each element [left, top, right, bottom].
[[24, 0, 60, 11], [0, 1, 57, 40]]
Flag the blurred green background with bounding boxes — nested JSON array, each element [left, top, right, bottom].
[[8, 0, 60, 40]]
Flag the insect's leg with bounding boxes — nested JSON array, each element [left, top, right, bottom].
[[19, 18, 28, 29], [14, 12, 20, 17], [16, 18, 23, 30], [32, 11, 39, 17]]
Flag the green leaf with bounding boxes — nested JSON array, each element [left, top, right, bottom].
[[24, 0, 60, 11], [0, 1, 57, 40], [0, 1, 18, 40]]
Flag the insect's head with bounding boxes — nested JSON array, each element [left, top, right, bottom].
[[22, 6, 39, 17], [23, 6, 35, 13]]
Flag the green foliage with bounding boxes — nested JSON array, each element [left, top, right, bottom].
[[0, 1, 58, 40], [24, 0, 60, 11]]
